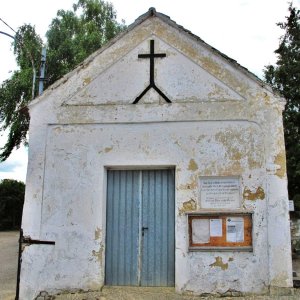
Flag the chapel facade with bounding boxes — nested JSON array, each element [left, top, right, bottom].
[[20, 8, 292, 299]]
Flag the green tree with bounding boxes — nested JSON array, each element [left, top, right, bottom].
[[0, 24, 42, 161], [264, 4, 300, 200], [46, 0, 125, 86], [0, 179, 25, 230], [0, 0, 125, 161]]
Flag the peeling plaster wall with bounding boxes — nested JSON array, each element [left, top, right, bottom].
[[20, 14, 292, 299]]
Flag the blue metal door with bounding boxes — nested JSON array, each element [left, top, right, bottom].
[[105, 169, 175, 286]]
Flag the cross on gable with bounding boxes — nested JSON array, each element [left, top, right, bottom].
[[138, 40, 166, 85], [133, 40, 171, 104]]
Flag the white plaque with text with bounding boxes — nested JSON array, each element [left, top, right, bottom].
[[200, 177, 240, 209]]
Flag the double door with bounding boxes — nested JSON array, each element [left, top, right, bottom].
[[105, 169, 175, 286]]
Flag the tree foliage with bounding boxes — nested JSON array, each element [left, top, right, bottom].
[[46, 0, 125, 85], [0, 179, 25, 230], [264, 4, 300, 199], [0, 24, 42, 161], [0, 0, 125, 161]]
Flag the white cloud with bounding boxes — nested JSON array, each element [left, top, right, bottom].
[[0, 130, 28, 182], [0, 146, 28, 183]]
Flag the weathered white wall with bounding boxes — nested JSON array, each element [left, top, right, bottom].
[[20, 13, 292, 299]]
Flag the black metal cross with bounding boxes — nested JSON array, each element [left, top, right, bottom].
[[133, 40, 171, 104]]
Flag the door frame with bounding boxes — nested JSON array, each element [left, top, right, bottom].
[[103, 165, 176, 286]]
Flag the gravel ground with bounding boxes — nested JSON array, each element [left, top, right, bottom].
[[53, 286, 300, 300], [0, 231, 19, 300]]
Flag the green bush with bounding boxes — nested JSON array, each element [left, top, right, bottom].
[[0, 179, 25, 230], [294, 194, 300, 212]]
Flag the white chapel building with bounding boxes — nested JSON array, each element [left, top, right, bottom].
[[20, 8, 292, 299]]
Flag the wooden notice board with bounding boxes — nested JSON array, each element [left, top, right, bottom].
[[188, 213, 253, 251]]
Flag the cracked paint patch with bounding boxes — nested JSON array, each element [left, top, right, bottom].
[[92, 244, 104, 265], [274, 152, 286, 178], [34, 291, 53, 300], [243, 186, 265, 201], [104, 146, 113, 153], [179, 199, 196, 215], [188, 159, 198, 171], [83, 77, 92, 85], [179, 178, 197, 190], [209, 257, 229, 270], [94, 227, 102, 240]]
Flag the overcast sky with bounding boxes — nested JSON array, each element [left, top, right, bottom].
[[0, 0, 299, 182]]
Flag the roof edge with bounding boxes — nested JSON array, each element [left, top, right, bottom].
[[29, 7, 284, 107], [29, 8, 160, 107], [150, 9, 284, 100]]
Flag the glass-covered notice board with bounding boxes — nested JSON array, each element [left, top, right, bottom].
[[187, 212, 253, 251]]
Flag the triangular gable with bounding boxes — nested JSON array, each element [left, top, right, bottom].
[[30, 7, 283, 109], [64, 37, 245, 105]]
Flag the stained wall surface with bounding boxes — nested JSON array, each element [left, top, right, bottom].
[[20, 13, 292, 299]]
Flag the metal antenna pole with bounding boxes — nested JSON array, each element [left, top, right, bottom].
[[0, 30, 37, 100], [38, 48, 46, 95]]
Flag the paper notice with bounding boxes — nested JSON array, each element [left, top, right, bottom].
[[226, 217, 244, 242], [192, 219, 210, 243], [210, 219, 222, 237]]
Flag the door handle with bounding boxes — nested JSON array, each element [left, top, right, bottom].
[[142, 226, 148, 236]]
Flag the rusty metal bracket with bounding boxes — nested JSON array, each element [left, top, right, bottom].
[[15, 229, 55, 300], [22, 236, 55, 245]]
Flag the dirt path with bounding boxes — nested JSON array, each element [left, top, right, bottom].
[[0, 231, 19, 300]]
